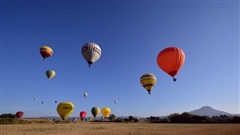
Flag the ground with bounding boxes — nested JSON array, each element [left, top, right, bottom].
[[1, 121, 240, 135]]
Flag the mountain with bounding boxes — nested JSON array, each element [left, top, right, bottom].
[[188, 106, 233, 117]]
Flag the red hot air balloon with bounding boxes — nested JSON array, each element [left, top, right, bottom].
[[156, 47, 185, 82], [16, 111, 24, 119], [80, 111, 87, 121]]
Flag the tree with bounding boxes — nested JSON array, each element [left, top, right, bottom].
[[149, 116, 161, 122], [134, 118, 139, 122], [129, 116, 135, 122], [108, 114, 116, 121], [232, 116, 240, 123], [124, 118, 129, 123], [169, 113, 180, 123]]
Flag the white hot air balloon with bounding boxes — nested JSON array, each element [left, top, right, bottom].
[[81, 42, 102, 67], [83, 93, 88, 98], [34, 97, 37, 101], [114, 100, 117, 104]]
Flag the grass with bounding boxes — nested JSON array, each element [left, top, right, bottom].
[[1, 121, 240, 135]]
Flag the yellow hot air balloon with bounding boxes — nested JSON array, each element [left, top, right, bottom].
[[101, 107, 111, 118], [140, 73, 157, 94], [57, 102, 74, 120]]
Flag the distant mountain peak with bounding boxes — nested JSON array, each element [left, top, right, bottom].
[[200, 106, 212, 109], [188, 106, 232, 117]]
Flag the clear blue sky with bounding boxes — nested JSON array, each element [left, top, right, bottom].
[[1, 0, 239, 118]]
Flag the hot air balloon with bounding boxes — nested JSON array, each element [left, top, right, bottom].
[[57, 102, 74, 120], [91, 107, 100, 118], [46, 70, 56, 80], [88, 116, 92, 121], [40, 46, 53, 60], [140, 73, 157, 94], [156, 47, 185, 82], [80, 111, 87, 121], [55, 101, 57, 104], [114, 100, 118, 104], [101, 107, 111, 118], [16, 111, 24, 119], [42, 101, 44, 104], [34, 97, 37, 101], [83, 93, 88, 98], [81, 42, 102, 67]]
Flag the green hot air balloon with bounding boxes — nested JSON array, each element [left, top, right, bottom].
[[46, 70, 56, 80], [91, 107, 100, 118]]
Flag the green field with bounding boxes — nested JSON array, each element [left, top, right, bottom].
[[1, 122, 240, 135]]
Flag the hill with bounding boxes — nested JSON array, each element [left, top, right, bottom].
[[188, 106, 233, 117]]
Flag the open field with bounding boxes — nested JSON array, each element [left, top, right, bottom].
[[1, 122, 240, 135]]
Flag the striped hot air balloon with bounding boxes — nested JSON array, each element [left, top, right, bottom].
[[39, 46, 53, 60], [140, 73, 157, 94]]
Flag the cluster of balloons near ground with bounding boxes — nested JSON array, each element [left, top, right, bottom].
[[56, 102, 111, 120], [39, 42, 185, 119], [15, 104, 111, 121]]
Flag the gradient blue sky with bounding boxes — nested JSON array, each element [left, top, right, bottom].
[[1, 0, 239, 118]]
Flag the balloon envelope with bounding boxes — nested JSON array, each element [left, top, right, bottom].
[[156, 47, 185, 81], [80, 111, 87, 120], [46, 70, 56, 80], [101, 107, 111, 118], [91, 107, 100, 118], [83, 93, 88, 98], [88, 116, 92, 121], [140, 73, 157, 94], [16, 111, 24, 119], [57, 102, 74, 120], [40, 46, 53, 60], [81, 42, 102, 67], [114, 100, 117, 104], [34, 97, 37, 100]]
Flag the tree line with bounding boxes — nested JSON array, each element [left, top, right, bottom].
[[0, 113, 16, 119], [2, 112, 240, 123], [147, 112, 240, 123]]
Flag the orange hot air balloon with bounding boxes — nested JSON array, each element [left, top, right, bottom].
[[156, 47, 185, 82]]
